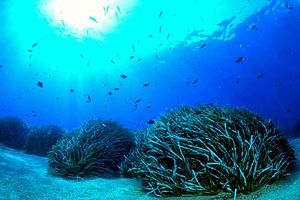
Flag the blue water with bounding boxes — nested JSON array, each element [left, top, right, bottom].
[[0, 0, 299, 135]]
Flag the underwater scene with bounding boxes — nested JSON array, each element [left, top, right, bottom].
[[0, 0, 300, 199]]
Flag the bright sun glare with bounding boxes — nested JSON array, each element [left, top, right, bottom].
[[42, 0, 135, 40]]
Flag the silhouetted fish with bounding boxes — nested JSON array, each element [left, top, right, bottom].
[[235, 57, 245, 63], [132, 44, 136, 52], [111, 59, 115, 64], [87, 95, 92, 103], [28, 49, 32, 52], [108, 91, 113, 96], [158, 11, 163, 18], [149, 34, 153, 38], [249, 24, 258, 31], [285, 2, 293, 10], [143, 82, 150, 87], [37, 81, 43, 88], [136, 98, 142, 103], [103, 5, 110, 15], [120, 74, 128, 79], [116, 5, 121, 13], [130, 56, 134, 59], [287, 108, 292, 112], [192, 78, 198, 84], [32, 43, 38, 48], [70, 89, 74, 93], [200, 43, 207, 48], [114, 87, 120, 91], [147, 119, 155, 124], [0, 65, 3, 68], [146, 103, 152, 108], [115, 11, 119, 22], [257, 73, 265, 78], [89, 16, 97, 23]]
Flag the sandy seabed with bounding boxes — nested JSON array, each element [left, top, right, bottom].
[[0, 139, 300, 200]]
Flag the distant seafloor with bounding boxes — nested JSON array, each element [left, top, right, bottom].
[[0, 139, 300, 200]]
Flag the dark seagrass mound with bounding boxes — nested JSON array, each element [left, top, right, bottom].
[[0, 116, 29, 149], [48, 119, 135, 179], [121, 105, 296, 197]]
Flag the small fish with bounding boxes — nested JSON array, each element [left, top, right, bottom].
[[108, 91, 113, 96], [120, 74, 128, 79], [28, 49, 32, 53], [130, 56, 134, 59], [249, 24, 258, 31], [61, 20, 65, 27], [115, 11, 119, 22], [116, 5, 121, 14], [103, 5, 110, 15], [287, 108, 292, 112], [143, 82, 150, 87], [166, 33, 170, 39], [147, 119, 155, 124], [70, 89, 74, 93], [149, 34, 153, 38], [29, 55, 32, 59], [110, 59, 115, 64], [236, 76, 241, 84], [132, 44, 136, 52], [138, 58, 142, 62], [192, 78, 198, 84], [114, 87, 120, 91], [146, 103, 152, 108], [89, 16, 98, 23], [55, 96, 60, 100], [32, 43, 38, 48], [37, 81, 43, 88], [257, 73, 264, 78], [136, 98, 142, 103], [87, 95, 92, 103], [0, 65, 3, 68], [80, 54, 84, 58], [158, 11, 163, 18], [285, 2, 293, 10], [159, 25, 162, 33], [235, 56, 245, 63], [101, 123, 107, 127], [200, 43, 206, 49]]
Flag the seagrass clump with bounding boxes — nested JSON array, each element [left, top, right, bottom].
[[48, 119, 135, 179], [121, 105, 296, 197]]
